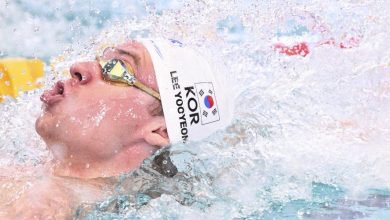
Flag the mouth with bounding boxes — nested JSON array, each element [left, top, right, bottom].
[[40, 81, 65, 106]]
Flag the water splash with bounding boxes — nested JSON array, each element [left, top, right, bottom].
[[1, 0, 390, 219], [0, 92, 49, 168]]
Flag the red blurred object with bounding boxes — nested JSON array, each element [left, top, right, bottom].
[[318, 36, 361, 49], [273, 34, 361, 57], [273, 42, 310, 57]]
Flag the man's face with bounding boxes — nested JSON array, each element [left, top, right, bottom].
[[36, 41, 164, 164]]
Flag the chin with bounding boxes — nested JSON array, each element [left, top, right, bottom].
[[35, 112, 54, 141]]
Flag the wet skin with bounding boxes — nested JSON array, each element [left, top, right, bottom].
[[2, 40, 169, 219], [36, 40, 169, 179]]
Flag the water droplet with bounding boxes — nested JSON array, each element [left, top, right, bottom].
[[162, 160, 168, 165], [4, 81, 10, 86], [85, 163, 90, 168], [112, 1, 119, 8], [34, 26, 40, 32]]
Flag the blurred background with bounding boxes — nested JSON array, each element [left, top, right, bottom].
[[2, 1, 390, 219], [0, 0, 182, 60]]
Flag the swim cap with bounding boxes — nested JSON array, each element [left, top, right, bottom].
[[141, 39, 234, 144]]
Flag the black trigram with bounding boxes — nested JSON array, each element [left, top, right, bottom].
[[212, 108, 217, 115], [202, 110, 208, 117], [208, 89, 213, 94], [199, 89, 204, 96]]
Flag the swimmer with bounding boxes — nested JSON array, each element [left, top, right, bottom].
[[2, 39, 233, 219]]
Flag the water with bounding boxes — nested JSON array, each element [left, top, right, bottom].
[[1, 0, 390, 219]]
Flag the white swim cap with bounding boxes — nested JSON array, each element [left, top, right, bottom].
[[141, 38, 234, 144]]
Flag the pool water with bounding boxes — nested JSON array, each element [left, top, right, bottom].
[[1, 0, 390, 219]]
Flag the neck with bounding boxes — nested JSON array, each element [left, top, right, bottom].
[[52, 143, 157, 179]]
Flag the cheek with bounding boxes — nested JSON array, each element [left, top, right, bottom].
[[49, 112, 122, 160], [37, 84, 153, 160], [48, 100, 138, 158]]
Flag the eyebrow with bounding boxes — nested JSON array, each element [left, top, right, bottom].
[[100, 47, 138, 60], [100, 47, 139, 68]]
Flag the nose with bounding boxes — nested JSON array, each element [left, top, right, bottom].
[[69, 61, 102, 85]]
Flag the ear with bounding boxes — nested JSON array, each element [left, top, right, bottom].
[[142, 116, 170, 147]]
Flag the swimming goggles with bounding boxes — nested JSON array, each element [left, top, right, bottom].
[[96, 47, 161, 100]]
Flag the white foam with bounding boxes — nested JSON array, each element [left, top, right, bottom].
[[1, 0, 390, 218]]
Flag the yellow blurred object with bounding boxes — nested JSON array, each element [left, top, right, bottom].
[[0, 58, 44, 102]]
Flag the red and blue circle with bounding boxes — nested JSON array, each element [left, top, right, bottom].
[[204, 95, 214, 108]]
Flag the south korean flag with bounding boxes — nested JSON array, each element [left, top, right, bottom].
[[195, 82, 220, 125]]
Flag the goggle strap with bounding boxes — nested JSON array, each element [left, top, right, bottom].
[[133, 80, 161, 100], [122, 60, 135, 75]]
